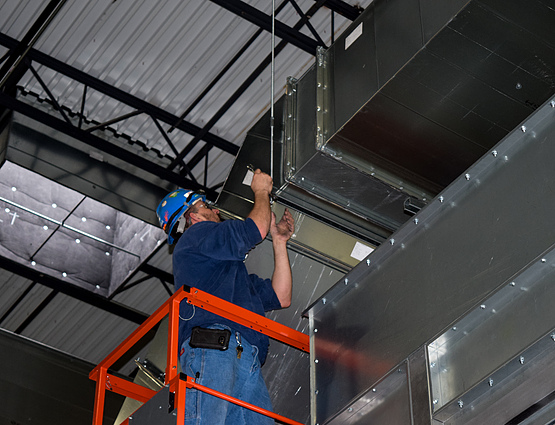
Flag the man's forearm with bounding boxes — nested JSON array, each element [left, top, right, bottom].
[[272, 240, 292, 308], [248, 190, 272, 239]]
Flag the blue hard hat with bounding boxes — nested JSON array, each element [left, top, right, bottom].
[[156, 189, 206, 244]]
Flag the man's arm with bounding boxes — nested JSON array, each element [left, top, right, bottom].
[[270, 209, 295, 308], [247, 169, 273, 239]]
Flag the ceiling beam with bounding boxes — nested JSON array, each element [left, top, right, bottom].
[[0, 91, 218, 199], [319, 0, 364, 21], [0, 256, 149, 325], [0, 0, 67, 92], [0, 32, 239, 157], [209, 0, 322, 55]]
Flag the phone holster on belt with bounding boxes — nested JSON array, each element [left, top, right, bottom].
[[189, 327, 231, 351]]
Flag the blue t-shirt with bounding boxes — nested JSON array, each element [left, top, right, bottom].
[[172, 217, 282, 364]]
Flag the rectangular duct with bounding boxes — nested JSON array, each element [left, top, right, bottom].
[[0, 161, 164, 296], [306, 93, 555, 424], [281, 0, 555, 236]]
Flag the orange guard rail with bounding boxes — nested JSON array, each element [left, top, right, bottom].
[[89, 286, 310, 425]]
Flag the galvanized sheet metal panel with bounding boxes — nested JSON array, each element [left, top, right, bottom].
[[308, 96, 555, 424], [317, 0, 555, 203]]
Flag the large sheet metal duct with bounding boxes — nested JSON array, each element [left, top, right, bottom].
[[282, 0, 555, 236], [307, 95, 555, 424]]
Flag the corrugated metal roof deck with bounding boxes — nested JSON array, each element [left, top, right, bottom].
[[0, 0, 368, 371], [1, 1, 361, 187]]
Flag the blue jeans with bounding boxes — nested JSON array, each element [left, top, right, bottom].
[[179, 324, 274, 425]]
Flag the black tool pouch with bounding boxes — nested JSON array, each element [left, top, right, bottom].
[[189, 327, 231, 351]]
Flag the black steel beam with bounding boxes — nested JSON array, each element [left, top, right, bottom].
[[0, 256, 149, 325], [320, 0, 364, 21], [0, 281, 38, 326], [0, 91, 219, 199], [0, 0, 67, 92], [15, 289, 59, 334], [0, 32, 239, 157], [140, 263, 174, 285], [209, 0, 322, 55]]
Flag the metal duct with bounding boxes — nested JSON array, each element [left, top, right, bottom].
[[306, 94, 555, 424], [282, 0, 555, 234], [0, 161, 164, 296]]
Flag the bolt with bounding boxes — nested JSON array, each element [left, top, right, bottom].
[[492, 150, 498, 157], [372, 388, 376, 392], [414, 218, 419, 224], [452, 326, 457, 331], [516, 83, 522, 89], [480, 304, 486, 309], [439, 196, 444, 203], [315, 359, 319, 363], [344, 278, 349, 285], [550, 333, 555, 342], [489, 378, 494, 387], [433, 399, 438, 405], [458, 400, 464, 408], [314, 328, 318, 333], [550, 100, 555, 108], [541, 258, 547, 263], [348, 407, 353, 412], [390, 238, 395, 245], [510, 282, 516, 287], [430, 362, 436, 368], [520, 356, 525, 364], [366, 258, 371, 266], [322, 298, 326, 305], [521, 125, 527, 132], [465, 173, 470, 180]]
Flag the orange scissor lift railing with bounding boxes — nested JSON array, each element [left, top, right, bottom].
[[89, 286, 310, 425]]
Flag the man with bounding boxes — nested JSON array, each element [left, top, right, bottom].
[[156, 169, 294, 424]]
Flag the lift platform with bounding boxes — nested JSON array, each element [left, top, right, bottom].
[[89, 285, 309, 425]]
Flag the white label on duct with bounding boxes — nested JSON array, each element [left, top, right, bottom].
[[351, 241, 374, 261], [243, 169, 254, 186], [345, 22, 363, 50]]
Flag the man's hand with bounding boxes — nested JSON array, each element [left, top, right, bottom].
[[270, 208, 294, 243], [250, 169, 273, 196], [270, 208, 295, 308]]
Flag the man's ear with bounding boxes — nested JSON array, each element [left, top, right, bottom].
[[189, 212, 200, 225]]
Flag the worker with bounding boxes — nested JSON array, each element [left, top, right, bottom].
[[156, 168, 294, 424]]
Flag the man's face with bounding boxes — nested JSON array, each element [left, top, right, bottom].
[[190, 201, 221, 223]]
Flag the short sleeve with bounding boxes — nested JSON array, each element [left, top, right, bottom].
[[250, 274, 282, 312]]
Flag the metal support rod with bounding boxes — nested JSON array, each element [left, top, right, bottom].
[[270, 0, 275, 181]]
